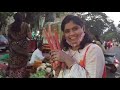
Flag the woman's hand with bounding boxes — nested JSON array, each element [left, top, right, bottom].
[[50, 50, 75, 68], [50, 50, 65, 62]]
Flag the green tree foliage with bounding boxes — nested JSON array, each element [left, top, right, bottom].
[[0, 12, 14, 31], [23, 12, 56, 28], [102, 31, 115, 41], [21, 12, 60, 42], [24, 12, 66, 29], [118, 23, 120, 28], [23, 12, 45, 29], [76, 12, 116, 38], [101, 27, 120, 42]]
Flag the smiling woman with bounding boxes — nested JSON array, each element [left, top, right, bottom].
[[50, 15, 106, 78], [64, 21, 85, 49]]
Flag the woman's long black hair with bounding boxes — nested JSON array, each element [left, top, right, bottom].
[[60, 15, 92, 51], [11, 13, 23, 32]]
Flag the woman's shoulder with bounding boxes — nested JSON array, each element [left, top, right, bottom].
[[36, 48, 42, 53], [84, 43, 104, 57], [21, 22, 30, 32], [85, 43, 102, 51], [22, 22, 29, 26], [32, 49, 40, 55]]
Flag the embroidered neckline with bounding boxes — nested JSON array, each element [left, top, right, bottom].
[[69, 49, 78, 57]]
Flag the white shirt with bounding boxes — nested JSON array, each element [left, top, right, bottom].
[[29, 48, 45, 64], [56, 43, 105, 78]]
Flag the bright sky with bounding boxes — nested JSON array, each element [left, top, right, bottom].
[[104, 12, 120, 26]]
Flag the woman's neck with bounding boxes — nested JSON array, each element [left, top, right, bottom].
[[70, 43, 90, 51], [71, 45, 80, 51]]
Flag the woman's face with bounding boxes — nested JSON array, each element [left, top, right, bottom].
[[64, 21, 84, 48]]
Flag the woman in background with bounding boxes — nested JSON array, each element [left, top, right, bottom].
[[7, 13, 32, 78]]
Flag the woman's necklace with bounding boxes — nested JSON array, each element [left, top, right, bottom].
[[69, 49, 78, 57]]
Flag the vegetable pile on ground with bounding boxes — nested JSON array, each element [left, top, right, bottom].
[[29, 69, 46, 78], [29, 62, 54, 78]]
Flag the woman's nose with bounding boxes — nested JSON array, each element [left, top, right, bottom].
[[69, 30, 75, 35]]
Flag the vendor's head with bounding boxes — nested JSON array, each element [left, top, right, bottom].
[[38, 42, 43, 51], [11, 13, 23, 32], [61, 15, 92, 50], [13, 13, 23, 23]]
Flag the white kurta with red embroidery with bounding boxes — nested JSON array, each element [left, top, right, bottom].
[[56, 43, 105, 78]]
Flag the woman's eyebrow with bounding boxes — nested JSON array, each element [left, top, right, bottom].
[[64, 28, 70, 31]]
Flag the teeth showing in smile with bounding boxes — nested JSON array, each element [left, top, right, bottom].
[[69, 37, 76, 40]]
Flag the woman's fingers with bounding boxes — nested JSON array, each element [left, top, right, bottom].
[[50, 50, 58, 55], [50, 50, 59, 57], [50, 50, 60, 62], [51, 54, 59, 61], [50, 50, 65, 62]]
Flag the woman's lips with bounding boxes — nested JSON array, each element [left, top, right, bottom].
[[69, 36, 77, 40]]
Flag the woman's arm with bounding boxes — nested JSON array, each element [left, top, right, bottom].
[[26, 23, 32, 39], [85, 44, 105, 78], [27, 32, 32, 39]]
